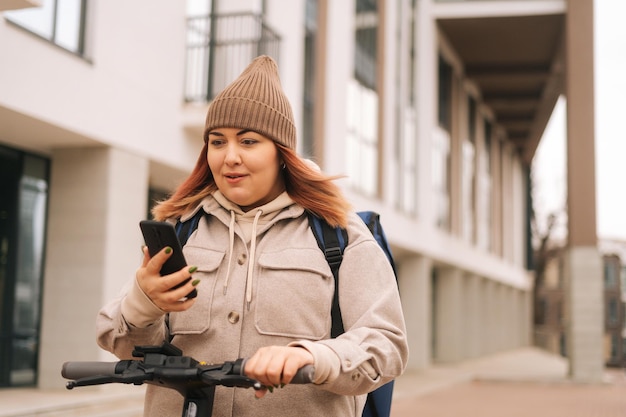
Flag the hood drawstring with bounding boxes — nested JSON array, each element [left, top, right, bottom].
[[221, 208, 263, 311], [222, 211, 236, 295], [245, 209, 263, 310], [211, 190, 294, 311]]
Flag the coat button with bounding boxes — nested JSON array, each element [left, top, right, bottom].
[[351, 373, 361, 381], [237, 254, 247, 265], [228, 311, 240, 324]]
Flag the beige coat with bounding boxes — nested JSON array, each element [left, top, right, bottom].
[[96, 193, 408, 416]]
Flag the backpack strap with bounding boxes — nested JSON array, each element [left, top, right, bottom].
[[175, 209, 205, 246], [357, 211, 397, 276], [307, 212, 348, 338]]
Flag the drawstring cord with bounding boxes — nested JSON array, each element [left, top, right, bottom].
[[245, 209, 263, 310], [222, 211, 236, 295]]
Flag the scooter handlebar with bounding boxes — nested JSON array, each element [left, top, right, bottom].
[[62, 361, 127, 380], [234, 359, 315, 384], [62, 359, 315, 386]]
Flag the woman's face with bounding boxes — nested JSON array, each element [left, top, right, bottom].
[[206, 127, 285, 211]]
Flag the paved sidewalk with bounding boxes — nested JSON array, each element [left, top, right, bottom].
[[0, 347, 623, 416], [391, 347, 626, 417]]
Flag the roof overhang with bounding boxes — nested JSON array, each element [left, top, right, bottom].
[[435, 1, 566, 164]]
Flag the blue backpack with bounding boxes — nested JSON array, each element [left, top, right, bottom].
[[176, 210, 397, 417], [307, 211, 397, 417]]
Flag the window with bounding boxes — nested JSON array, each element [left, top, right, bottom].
[[354, 0, 377, 90], [396, 0, 418, 215], [347, 0, 379, 197], [477, 118, 493, 250], [607, 298, 618, 326], [462, 95, 477, 242], [301, 0, 318, 158], [434, 55, 453, 230], [438, 55, 453, 132], [184, 4, 281, 102], [0, 146, 49, 387], [432, 127, 451, 230], [347, 80, 378, 196], [5, 0, 88, 56], [610, 334, 619, 360], [604, 261, 618, 289]]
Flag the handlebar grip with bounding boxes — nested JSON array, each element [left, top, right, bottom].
[[62, 361, 122, 380], [236, 359, 315, 384], [290, 364, 315, 384]]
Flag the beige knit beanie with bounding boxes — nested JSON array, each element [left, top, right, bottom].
[[204, 55, 296, 150]]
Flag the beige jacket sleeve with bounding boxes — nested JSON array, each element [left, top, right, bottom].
[[96, 278, 168, 359], [293, 214, 408, 395]]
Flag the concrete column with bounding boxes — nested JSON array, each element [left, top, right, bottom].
[[398, 255, 432, 370], [515, 288, 531, 348], [482, 279, 496, 354], [498, 285, 510, 351], [508, 286, 519, 350], [521, 288, 532, 346], [39, 147, 149, 388], [476, 277, 487, 356], [465, 274, 481, 358], [434, 267, 464, 363], [564, 0, 603, 382], [493, 283, 505, 351], [564, 248, 603, 382], [506, 286, 518, 350], [510, 288, 521, 348]]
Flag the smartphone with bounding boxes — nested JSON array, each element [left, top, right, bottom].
[[139, 220, 197, 298]]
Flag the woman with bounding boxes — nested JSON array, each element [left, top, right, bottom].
[[96, 55, 408, 417]]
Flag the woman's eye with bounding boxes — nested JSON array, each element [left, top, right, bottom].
[[241, 138, 258, 145], [209, 139, 225, 146]]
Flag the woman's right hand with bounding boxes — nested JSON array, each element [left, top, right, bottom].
[[136, 246, 198, 312]]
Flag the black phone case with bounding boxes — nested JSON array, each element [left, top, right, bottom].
[[139, 220, 197, 298]]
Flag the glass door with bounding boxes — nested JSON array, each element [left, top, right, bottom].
[[0, 146, 49, 387]]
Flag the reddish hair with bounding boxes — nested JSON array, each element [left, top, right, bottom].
[[279, 145, 350, 228], [151, 142, 350, 228]]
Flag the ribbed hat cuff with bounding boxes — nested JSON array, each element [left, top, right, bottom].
[[205, 97, 296, 149]]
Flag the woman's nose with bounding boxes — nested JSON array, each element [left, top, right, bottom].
[[224, 143, 241, 165]]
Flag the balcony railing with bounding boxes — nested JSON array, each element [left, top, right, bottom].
[[185, 12, 281, 103]]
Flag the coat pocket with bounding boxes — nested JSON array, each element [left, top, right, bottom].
[[255, 248, 333, 340], [168, 246, 224, 335]]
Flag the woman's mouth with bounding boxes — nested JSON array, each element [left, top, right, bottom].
[[224, 173, 246, 183]]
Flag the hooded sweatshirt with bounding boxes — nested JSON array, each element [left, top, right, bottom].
[[96, 192, 408, 417]]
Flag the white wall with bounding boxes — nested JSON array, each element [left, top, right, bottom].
[[0, 1, 199, 169]]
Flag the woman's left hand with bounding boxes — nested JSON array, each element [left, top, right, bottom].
[[244, 345, 314, 398]]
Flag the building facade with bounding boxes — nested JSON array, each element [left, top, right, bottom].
[[534, 248, 626, 368], [0, 0, 601, 407]]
